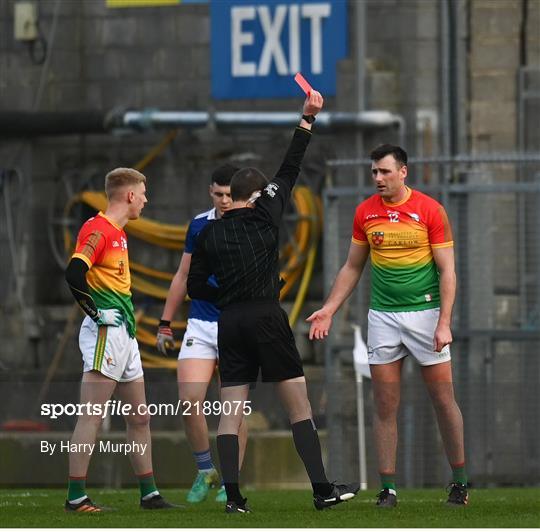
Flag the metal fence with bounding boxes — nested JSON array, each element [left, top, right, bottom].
[[322, 154, 540, 487]]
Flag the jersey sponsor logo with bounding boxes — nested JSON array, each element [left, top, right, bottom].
[[409, 213, 420, 222], [372, 231, 384, 246], [112, 240, 119, 248], [366, 214, 379, 220], [264, 182, 279, 198]]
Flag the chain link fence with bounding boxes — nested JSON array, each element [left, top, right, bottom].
[[322, 154, 540, 487]]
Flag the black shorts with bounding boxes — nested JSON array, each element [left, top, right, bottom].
[[218, 300, 304, 387]]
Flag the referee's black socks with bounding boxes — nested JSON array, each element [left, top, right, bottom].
[[216, 434, 243, 503], [291, 419, 333, 497]]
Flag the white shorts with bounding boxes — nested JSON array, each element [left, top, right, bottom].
[[79, 316, 144, 382], [178, 319, 218, 361], [367, 308, 451, 366]]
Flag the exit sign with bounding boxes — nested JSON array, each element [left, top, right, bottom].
[[211, 0, 348, 99]]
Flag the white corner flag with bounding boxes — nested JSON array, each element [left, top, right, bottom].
[[351, 324, 370, 490], [352, 324, 371, 380]]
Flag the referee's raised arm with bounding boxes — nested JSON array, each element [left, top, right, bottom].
[[256, 90, 324, 227], [274, 90, 324, 190]]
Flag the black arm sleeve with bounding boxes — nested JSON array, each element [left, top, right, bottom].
[[256, 126, 312, 226], [65, 258, 99, 321], [187, 237, 219, 303]]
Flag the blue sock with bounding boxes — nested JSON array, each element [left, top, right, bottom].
[[194, 449, 214, 472]]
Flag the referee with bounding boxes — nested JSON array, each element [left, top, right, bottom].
[[187, 91, 358, 513]]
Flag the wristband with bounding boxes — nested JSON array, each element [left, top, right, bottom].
[[302, 114, 316, 124], [159, 319, 171, 327]]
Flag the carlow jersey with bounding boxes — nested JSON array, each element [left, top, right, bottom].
[[72, 212, 136, 337], [352, 187, 453, 311], [184, 208, 220, 322]]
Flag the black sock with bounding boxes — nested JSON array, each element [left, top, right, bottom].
[[291, 419, 332, 496], [217, 434, 243, 503]]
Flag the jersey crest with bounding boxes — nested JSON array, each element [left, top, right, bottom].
[[372, 231, 384, 246]]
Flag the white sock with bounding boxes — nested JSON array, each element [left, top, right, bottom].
[[141, 490, 159, 500], [69, 495, 87, 504]]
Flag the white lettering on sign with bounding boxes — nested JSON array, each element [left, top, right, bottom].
[[231, 3, 332, 78], [232, 6, 256, 76], [302, 3, 330, 74], [288, 4, 300, 74], [258, 5, 288, 75]]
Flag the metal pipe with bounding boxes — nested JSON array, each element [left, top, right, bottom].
[[121, 110, 404, 131], [354, 0, 366, 187], [323, 181, 540, 199], [327, 153, 540, 167]]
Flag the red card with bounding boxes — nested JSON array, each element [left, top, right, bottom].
[[294, 72, 313, 95]]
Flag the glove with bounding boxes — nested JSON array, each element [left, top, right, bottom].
[[156, 319, 175, 356], [94, 308, 123, 327]]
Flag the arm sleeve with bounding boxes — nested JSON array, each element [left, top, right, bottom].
[[428, 203, 454, 248], [187, 234, 219, 303], [256, 126, 312, 226], [65, 257, 99, 320]]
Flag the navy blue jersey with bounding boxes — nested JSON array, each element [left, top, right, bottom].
[[185, 208, 220, 322]]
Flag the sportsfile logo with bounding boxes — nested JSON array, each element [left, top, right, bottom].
[[41, 400, 253, 419]]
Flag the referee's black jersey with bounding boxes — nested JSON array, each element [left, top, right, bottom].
[[187, 126, 312, 308]]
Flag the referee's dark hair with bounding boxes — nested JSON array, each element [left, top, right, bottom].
[[370, 144, 408, 167], [230, 167, 268, 201], [211, 163, 239, 186]]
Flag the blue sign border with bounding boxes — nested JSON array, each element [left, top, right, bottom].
[[211, 0, 348, 99]]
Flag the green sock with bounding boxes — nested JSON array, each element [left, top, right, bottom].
[[380, 472, 396, 491], [67, 476, 87, 502], [138, 471, 158, 499], [451, 462, 467, 485]]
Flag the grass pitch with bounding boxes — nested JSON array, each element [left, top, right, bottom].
[[1, 487, 539, 527]]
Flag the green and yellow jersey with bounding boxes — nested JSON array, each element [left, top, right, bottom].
[[352, 187, 453, 312]]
